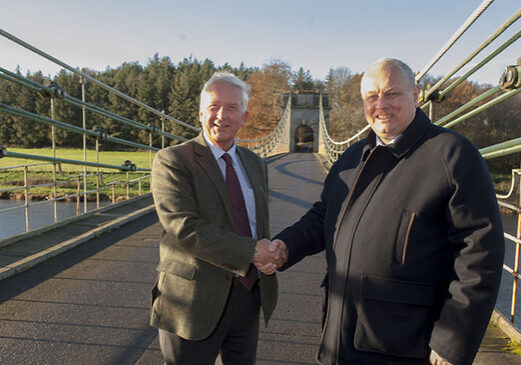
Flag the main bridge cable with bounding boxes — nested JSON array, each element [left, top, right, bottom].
[[236, 96, 292, 156], [321, 2, 514, 160], [438, 28, 521, 100], [0, 28, 199, 133], [421, 25, 521, 110], [317, 94, 369, 165], [422, 7, 521, 103], [0, 103, 160, 152], [416, 0, 495, 83], [0, 67, 186, 142]]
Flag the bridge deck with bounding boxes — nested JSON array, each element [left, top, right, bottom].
[[0, 153, 519, 364]]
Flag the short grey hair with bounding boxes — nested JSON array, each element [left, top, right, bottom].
[[361, 58, 416, 94], [200, 72, 250, 113]]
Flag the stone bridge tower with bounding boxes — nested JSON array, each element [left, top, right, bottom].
[[283, 92, 330, 153]]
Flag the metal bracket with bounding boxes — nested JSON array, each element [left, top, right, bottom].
[[41, 79, 66, 98], [420, 89, 445, 103], [499, 57, 521, 90], [91, 125, 109, 139], [121, 160, 137, 171]]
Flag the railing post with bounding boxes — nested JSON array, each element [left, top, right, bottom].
[[51, 97, 58, 223], [23, 166, 30, 232], [126, 171, 130, 200], [81, 76, 88, 214], [139, 179, 142, 196], [96, 138, 100, 209], [149, 131, 153, 170], [76, 178, 80, 216], [161, 111, 165, 149], [512, 165, 521, 323], [112, 182, 116, 204]]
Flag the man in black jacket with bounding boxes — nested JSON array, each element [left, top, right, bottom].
[[272, 58, 505, 365]]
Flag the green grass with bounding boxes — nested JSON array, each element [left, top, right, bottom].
[[1, 147, 155, 171], [0, 147, 513, 200], [0, 148, 154, 200]]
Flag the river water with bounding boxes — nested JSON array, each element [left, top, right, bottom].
[[0, 199, 520, 327], [0, 199, 110, 240]]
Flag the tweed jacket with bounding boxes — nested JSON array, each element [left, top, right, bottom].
[[277, 109, 504, 365], [150, 134, 278, 340]]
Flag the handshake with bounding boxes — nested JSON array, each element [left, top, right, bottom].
[[252, 239, 288, 275]]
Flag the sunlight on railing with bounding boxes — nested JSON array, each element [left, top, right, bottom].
[[0, 28, 196, 240]]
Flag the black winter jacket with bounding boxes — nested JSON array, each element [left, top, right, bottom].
[[277, 108, 504, 365]]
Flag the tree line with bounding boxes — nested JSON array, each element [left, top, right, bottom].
[[0, 55, 317, 148], [1, 54, 519, 170]]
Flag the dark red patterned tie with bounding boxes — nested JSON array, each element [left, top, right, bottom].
[[222, 153, 258, 291]]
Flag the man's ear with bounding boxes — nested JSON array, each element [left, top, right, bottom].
[[413, 84, 420, 107], [240, 111, 249, 126]]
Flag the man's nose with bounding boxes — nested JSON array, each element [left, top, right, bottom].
[[216, 107, 225, 119], [375, 95, 389, 108]]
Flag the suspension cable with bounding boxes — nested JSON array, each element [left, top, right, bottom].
[[416, 0, 494, 82], [0, 28, 199, 132], [423, 7, 521, 101]]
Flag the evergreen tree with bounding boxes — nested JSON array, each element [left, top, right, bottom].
[[0, 75, 16, 145], [292, 67, 314, 92], [167, 57, 215, 141], [52, 70, 83, 147], [103, 62, 144, 146]]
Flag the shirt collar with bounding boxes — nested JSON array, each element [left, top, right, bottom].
[[376, 134, 401, 146], [203, 132, 238, 161], [364, 108, 432, 160]]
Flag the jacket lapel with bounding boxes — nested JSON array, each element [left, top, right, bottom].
[[193, 134, 235, 226]]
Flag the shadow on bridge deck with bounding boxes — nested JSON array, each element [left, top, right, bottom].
[[0, 153, 519, 364]]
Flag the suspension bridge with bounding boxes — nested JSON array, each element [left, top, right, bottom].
[[1, 3, 521, 364]]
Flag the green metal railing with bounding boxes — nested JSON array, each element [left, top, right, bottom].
[[0, 28, 199, 241], [421, 7, 521, 104], [318, 94, 370, 165]]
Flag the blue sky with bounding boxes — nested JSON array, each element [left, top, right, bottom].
[[1, 1, 519, 85]]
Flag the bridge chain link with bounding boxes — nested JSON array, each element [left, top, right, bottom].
[[237, 96, 292, 158]]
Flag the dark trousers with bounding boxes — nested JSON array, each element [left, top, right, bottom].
[[159, 281, 261, 365]]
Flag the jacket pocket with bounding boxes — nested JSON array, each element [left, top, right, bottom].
[[157, 259, 197, 280], [395, 209, 416, 265], [354, 274, 433, 358]]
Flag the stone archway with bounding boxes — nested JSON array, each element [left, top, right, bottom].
[[294, 124, 314, 152], [268, 93, 329, 155]]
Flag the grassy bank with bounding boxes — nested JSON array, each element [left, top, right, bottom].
[[0, 147, 515, 203], [0, 148, 153, 200], [1, 148, 154, 171]]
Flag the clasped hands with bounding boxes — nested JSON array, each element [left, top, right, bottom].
[[252, 239, 288, 275]]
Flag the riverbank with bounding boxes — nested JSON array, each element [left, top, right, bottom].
[[0, 191, 137, 203]]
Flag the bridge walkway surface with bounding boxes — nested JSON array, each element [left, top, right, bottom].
[[0, 153, 519, 364]]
